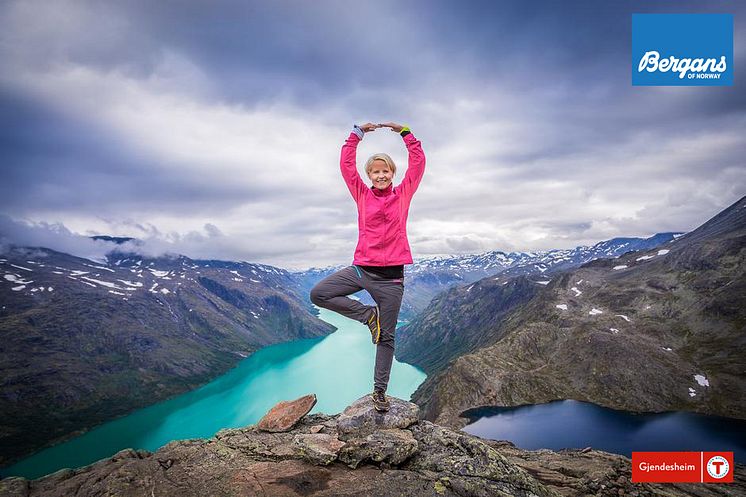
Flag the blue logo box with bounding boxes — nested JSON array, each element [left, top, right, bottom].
[[632, 14, 733, 86]]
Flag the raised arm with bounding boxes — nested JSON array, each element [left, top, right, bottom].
[[379, 122, 425, 199], [340, 123, 378, 201]]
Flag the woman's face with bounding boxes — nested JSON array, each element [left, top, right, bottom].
[[367, 159, 394, 190]]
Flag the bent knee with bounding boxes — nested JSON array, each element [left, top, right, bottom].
[[309, 285, 326, 305]]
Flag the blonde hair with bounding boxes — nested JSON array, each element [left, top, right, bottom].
[[365, 153, 397, 175]]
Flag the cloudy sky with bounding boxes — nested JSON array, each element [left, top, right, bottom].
[[1, 0, 744, 270]]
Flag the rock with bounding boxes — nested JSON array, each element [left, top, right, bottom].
[[337, 395, 420, 440], [236, 459, 460, 497], [216, 427, 296, 458], [406, 421, 555, 496], [310, 424, 324, 433], [338, 429, 419, 469], [292, 434, 346, 466], [0, 477, 28, 497], [256, 394, 317, 432], [110, 448, 141, 462]]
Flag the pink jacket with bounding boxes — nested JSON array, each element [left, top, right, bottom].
[[340, 131, 426, 266]]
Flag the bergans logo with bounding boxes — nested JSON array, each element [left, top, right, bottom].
[[637, 51, 727, 79], [632, 14, 733, 86]]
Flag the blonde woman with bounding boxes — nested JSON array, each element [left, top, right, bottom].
[[310, 122, 426, 412]]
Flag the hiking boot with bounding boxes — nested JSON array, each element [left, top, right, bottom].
[[371, 390, 390, 412], [366, 305, 381, 344]]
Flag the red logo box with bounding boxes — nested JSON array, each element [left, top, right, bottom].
[[632, 452, 733, 483]]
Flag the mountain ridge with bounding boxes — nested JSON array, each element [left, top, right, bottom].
[[293, 232, 682, 321], [398, 196, 746, 429], [0, 247, 334, 467]]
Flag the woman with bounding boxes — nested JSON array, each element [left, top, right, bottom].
[[310, 122, 426, 412]]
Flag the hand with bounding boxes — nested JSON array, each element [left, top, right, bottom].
[[377, 122, 404, 133], [359, 122, 380, 133]]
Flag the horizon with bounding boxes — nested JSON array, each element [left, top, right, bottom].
[[2, 226, 687, 273]]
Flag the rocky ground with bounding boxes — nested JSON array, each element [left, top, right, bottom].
[[1, 395, 743, 497]]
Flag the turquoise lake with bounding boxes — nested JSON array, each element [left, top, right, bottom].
[[3, 307, 426, 480]]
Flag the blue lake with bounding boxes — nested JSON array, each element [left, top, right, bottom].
[[462, 400, 746, 460]]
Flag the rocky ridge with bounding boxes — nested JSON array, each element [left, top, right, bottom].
[[2, 395, 743, 497]]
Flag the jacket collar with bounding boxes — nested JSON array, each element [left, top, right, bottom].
[[370, 183, 393, 196]]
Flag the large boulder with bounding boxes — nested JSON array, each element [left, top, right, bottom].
[[338, 428, 419, 469], [256, 394, 317, 432], [406, 420, 550, 496], [337, 395, 420, 440], [292, 433, 346, 466]]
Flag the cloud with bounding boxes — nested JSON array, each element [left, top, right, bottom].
[[0, 215, 318, 269], [0, 215, 118, 262], [0, 0, 744, 269]]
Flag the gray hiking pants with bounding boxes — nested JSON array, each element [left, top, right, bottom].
[[309, 265, 404, 393]]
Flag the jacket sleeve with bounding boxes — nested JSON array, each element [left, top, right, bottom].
[[396, 132, 426, 200], [340, 132, 368, 202]]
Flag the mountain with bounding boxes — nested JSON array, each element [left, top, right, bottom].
[[294, 233, 680, 321], [290, 265, 345, 301], [395, 275, 540, 376], [4, 395, 742, 497], [397, 196, 746, 428], [0, 248, 335, 467]]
